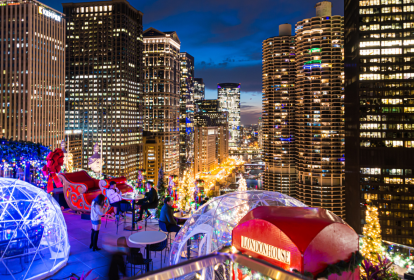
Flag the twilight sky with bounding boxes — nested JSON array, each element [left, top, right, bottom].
[[44, 0, 344, 125]]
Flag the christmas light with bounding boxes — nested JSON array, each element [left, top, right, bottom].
[[360, 199, 383, 263]]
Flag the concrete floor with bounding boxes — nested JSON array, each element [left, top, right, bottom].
[[47, 211, 174, 280]]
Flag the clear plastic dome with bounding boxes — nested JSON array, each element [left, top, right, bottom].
[[0, 178, 70, 280], [169, 190, 307, 265]]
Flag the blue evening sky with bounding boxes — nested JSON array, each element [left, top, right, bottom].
[[43, 0, 344, 125]]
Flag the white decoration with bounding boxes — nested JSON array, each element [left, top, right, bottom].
[[88, 142, 103, 174], [169, 190, 307, 268], [0, 178, 70, 279]]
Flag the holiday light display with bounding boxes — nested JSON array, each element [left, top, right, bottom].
[[0, 178, 70, 279], [0, 139, 49, 188], [360, 199, 383, 263], [381, 245, 414, 272], [177, 170, 195, 212], [238, 175, 247, 191], [169, 190, 306, 266]]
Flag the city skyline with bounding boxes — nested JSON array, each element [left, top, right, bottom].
[[36, 0, 344, 125]]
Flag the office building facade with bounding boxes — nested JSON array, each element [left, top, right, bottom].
[[179, 52, 194, 176], [262, 24, 297, 196], [65, 130, 83, 171], [194, 78, 205, 101], [218, 83, 240, 148], [345, 0, 414, 245], [194, 100, 229, 166], [63, 0, 143, 179], [143, 28, 180, 177], [0, 0, 65, 149]]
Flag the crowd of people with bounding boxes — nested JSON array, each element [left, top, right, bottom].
[[88, 180, 200, 251]]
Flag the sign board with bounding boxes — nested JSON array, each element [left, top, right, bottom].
[[39, 6, 61, 22]]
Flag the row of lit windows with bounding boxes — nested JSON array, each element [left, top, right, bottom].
[[360, 23, 414, 30], [360, 168, 413, 175], [360, 73, 414, 80], [360, 40, 414, 47], [361, 140, 414, 147], [360, 0, 414, 6]]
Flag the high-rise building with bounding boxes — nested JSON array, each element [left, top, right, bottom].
[[194, 100, 229, 166], [179, 52, 194, 176], [0, 0, 65, 149], [143, 28, 180, 177], [262, 2, 345, 218], [63, 0, 143, 179], [194, 125, 218, 174], [65, 130, 83, 171], [142, 131, 163, 186], [295, 2, 345, 218], [262, 24, 297, 196], [194, 78, 205, 101], [195, 99, 219, 114], [218, 83, 240, 148], [345, 0, 414, 245]]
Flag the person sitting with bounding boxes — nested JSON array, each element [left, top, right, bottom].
[[106, 181, 132, 220], [136, 184, 158, 221], [159, 197, 181, 233]]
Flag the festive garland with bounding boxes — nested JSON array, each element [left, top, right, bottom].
[[316, 251, 364, 279]]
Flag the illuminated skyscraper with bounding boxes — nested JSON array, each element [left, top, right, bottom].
[[345, 0, 414, 245], [194, 78, 205, 101], [218, 83, 240, 148], [262, 1, 345, 218], [295, 1, 345, 218], [262, 24, 297, 197], [0, 0, 65, 149], [63, 0, 143, 179], [143, 28, 180, 177], [179, 52, 194, 175]]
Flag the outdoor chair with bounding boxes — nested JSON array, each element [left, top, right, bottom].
[[148, 238, 168, 267], [126, 247, 153, 276], [158, 221, 173, 253]]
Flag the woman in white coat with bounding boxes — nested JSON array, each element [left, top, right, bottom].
[[90, 194, 108, 251]]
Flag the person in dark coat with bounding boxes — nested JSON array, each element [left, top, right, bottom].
[[136, 184, 158, 221], [159, 197, 181, 233]]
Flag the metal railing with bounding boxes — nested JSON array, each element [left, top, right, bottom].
[[125, 252, 310, 280]]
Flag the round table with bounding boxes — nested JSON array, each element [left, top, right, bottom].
[[122, 193, 144, 231], [129, 231, 167, 272], [173, 213, 192, 259], [173, 213, 191, 220]]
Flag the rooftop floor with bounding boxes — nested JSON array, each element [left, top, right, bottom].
[[48, 211, 173, 280]]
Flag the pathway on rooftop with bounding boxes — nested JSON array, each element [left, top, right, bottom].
[[47, 211, 171, 280]]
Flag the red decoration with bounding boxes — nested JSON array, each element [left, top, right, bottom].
[[232, 206, 359, 280], [42, 149, 64, 192]]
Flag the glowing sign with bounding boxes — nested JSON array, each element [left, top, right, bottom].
[[39, 6, 61, 22], [241, 236, 291, 265]]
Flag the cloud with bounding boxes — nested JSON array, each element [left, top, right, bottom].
[[41, 0, 344, 125]]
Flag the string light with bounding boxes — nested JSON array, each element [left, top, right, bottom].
[[360, 199, 382, 264]]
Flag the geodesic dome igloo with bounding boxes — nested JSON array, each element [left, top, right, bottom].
[[0, 178, 70, 280], [169, 190, 307, 265]]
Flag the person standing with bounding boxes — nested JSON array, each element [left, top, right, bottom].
[[159, 197, 181, 233], [90, 194, 108, 251]]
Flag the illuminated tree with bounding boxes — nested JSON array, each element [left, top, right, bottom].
[[360, 199, 382, 263], [156, 166, 167, 218], [177, 170, 194, 211], [238, 175, 247, 191]]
